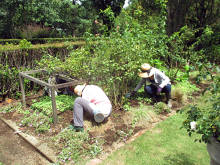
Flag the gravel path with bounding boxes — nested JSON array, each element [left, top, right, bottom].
[[0, 119, 50, 165]]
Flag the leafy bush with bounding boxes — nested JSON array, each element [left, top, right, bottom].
[[37, 8, 170, 106], [181, 63, 220, 143], [19, 39, 32, 49], [33, 8, 217, 107]]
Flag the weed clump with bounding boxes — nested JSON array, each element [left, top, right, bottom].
[[19, 111, 52, 133], [172, 81, 200, 103], [124, 102, 157, 127]]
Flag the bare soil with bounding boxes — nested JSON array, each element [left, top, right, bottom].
[[0, 81, 210, 164]]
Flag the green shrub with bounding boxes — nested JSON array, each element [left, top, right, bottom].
[[181, 63, 220, 143], [19, 39, 32, 49]]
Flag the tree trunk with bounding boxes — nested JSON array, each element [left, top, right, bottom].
[[23, 1, 29, 39], [72, 0, 76, 38], [167, 0, 171, 36], [30, 0, 33, 39]]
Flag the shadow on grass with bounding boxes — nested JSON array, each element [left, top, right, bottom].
[[164, 150, 200, 165]]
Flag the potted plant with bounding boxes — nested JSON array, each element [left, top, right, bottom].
[[181, 63, 220, 165]]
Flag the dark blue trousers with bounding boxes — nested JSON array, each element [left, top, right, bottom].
[[144, 84, 171, 95]]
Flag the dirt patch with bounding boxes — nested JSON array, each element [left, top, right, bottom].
[[0, 82, 210, 163]]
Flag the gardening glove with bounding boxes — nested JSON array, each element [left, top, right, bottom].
[[125, 92, 131, 99], [130, 91, 137, 96], [157, 87, 162, 95]]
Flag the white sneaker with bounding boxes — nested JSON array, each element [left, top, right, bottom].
[[167, 99, 172, 109], [49, 90, 57, 97], [94, 112, 105, 123]]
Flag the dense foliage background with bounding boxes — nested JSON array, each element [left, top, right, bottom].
[[0, 0, 220, 106]]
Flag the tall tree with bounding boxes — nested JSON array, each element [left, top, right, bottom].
[[0, 0, 61, 39], [186, 0, 220, 29], [0, 0, 22, 38], [131, 0, 220, 36], [166, 0, 220, 36], [72, 0, 76, 37], [57, 0, 89, 37], [83, 0, 125, 32], [166, 0, 194, 36]]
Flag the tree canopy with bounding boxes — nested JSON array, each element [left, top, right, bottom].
[[0, 0, 219, 39]]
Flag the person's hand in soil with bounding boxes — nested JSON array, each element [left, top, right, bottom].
[[70, 118, 74, 125]]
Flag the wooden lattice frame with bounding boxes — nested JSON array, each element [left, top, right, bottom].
[[19, 69, 86, 124]]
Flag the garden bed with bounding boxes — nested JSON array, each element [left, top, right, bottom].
[[0, 81, 210, 164]]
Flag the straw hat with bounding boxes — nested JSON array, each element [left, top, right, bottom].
[[138, 63, 154, 78], [74, 84, 86, 96]]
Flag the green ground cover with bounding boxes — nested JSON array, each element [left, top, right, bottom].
[[30, 95, 77, 116]]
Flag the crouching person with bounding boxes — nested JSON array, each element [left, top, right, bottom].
[[69, 84, 112, 132], [131, 63, 172, 108], [44, 77, 74, 97]]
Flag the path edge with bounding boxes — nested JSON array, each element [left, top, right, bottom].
[[0, 116, 57, 164]]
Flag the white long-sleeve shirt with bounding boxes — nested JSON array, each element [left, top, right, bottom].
[[82, 85, 112, 117], [134, 68, 170, 92]]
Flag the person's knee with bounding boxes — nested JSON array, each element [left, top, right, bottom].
[[144, 85, 152, 94], [74, 97, 83, 104], [163, 84, 171, 93], [167, 84, 171, 92]]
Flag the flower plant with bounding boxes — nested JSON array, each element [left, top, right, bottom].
[[52, 129, 104, 163], [181, 63, 220, 143]]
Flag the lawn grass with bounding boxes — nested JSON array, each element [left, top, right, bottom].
[[99, 93, 212, 165]]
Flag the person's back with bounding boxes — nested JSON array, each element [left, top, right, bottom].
[[44, 77, 74, 97], [82, 85, 111, 106]]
